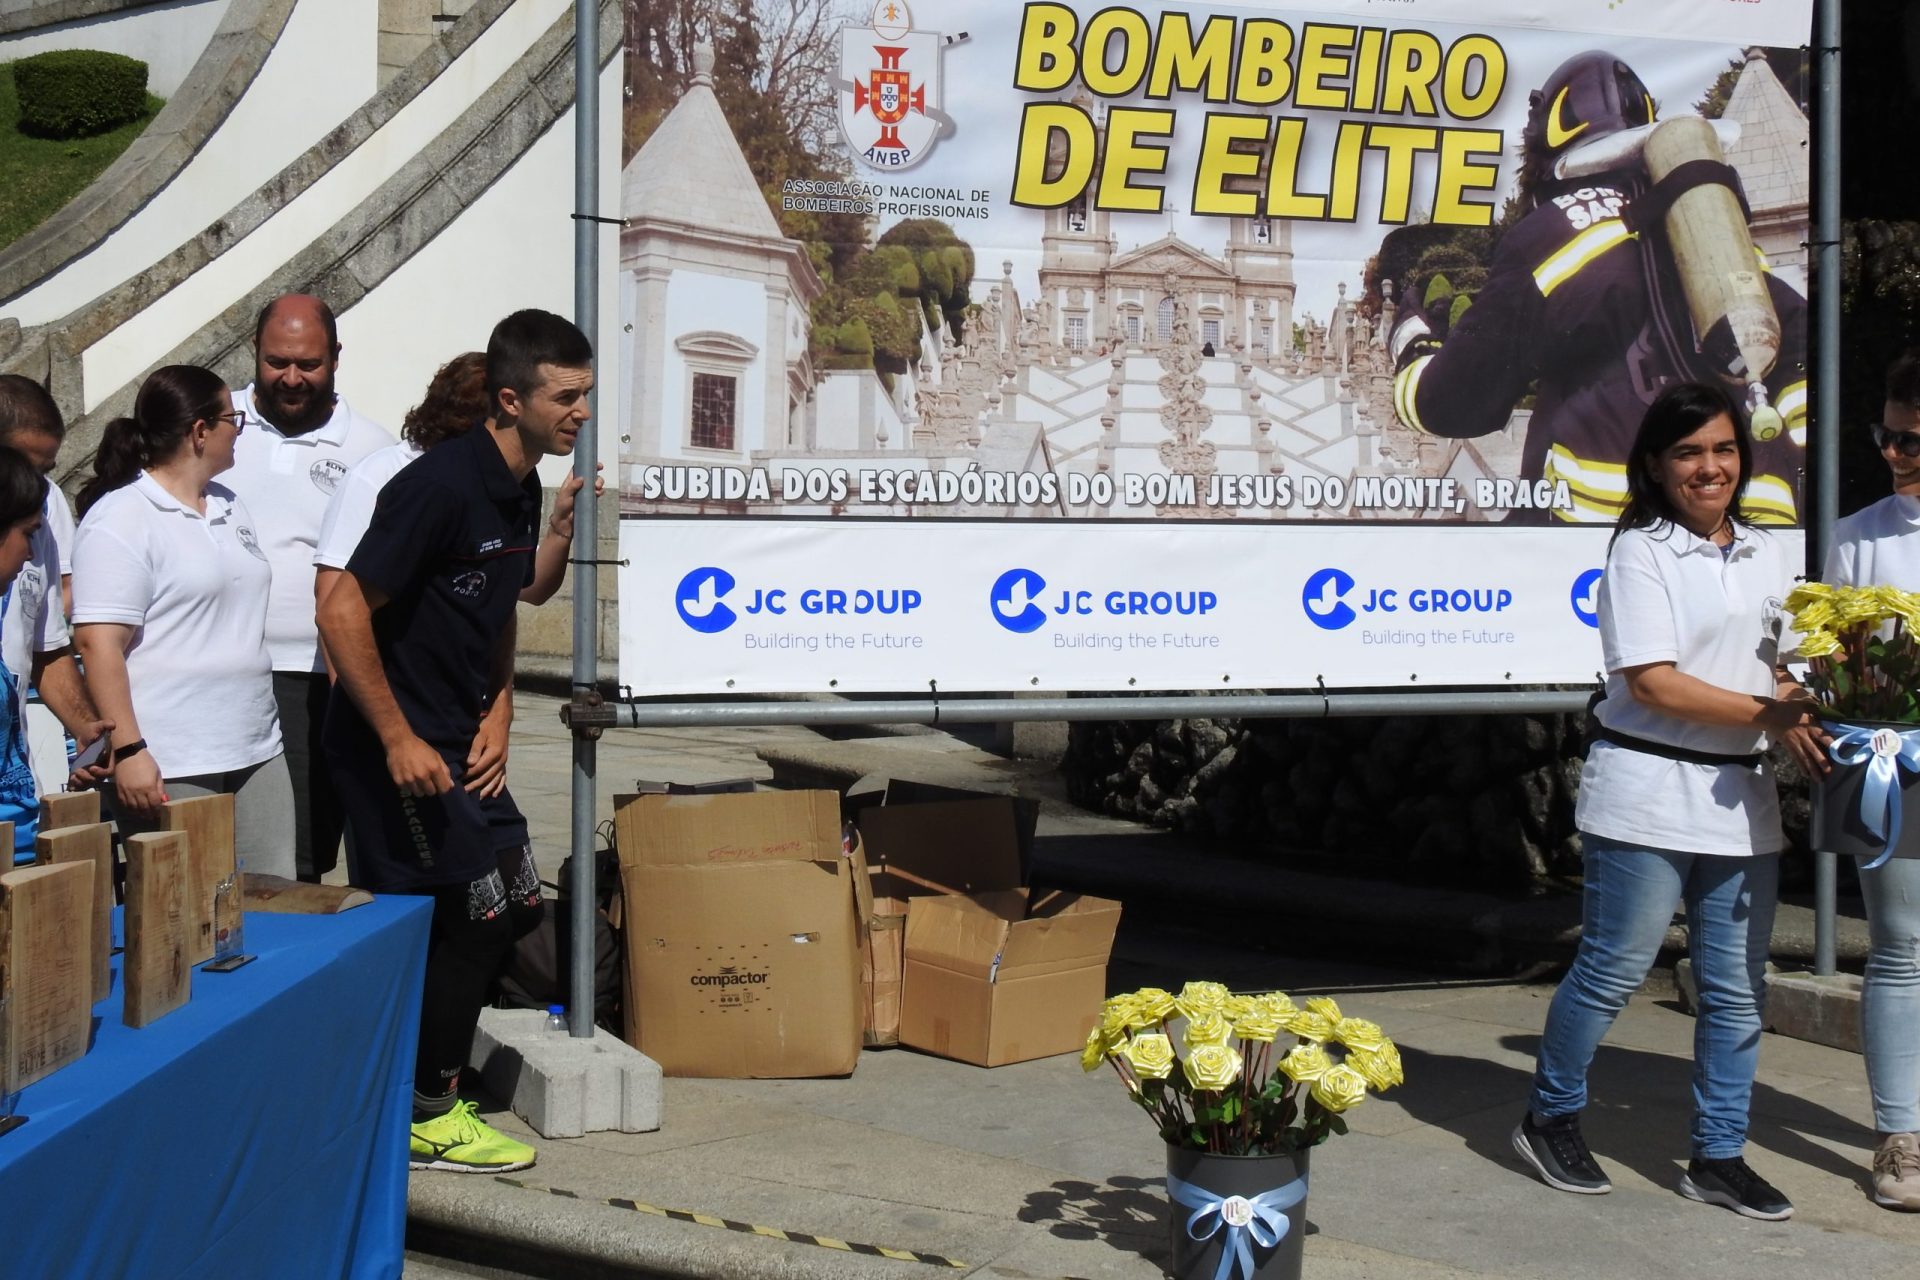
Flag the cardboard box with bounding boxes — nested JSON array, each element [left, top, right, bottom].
[[900, 888, 1123, 1067], [850, 791, 1030, 1046], [615, 790, 861, 1078]]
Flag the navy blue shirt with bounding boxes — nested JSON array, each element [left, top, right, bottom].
[[334, 427, 539, 755]]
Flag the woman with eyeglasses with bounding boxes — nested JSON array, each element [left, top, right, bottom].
[[1824, 348, 1920, 1211], [1512, 381, 1826, 1221], [70, 365, 295, 877]]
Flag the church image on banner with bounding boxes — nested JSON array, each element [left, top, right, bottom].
[[619, 46, 1808, 524]]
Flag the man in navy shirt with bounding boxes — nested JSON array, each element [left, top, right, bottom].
[[319, 309, 592, 1173]]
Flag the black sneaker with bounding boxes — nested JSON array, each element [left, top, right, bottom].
[[1679, 1157, 1794, 1221], [1512, 1111, 1611, 1194]]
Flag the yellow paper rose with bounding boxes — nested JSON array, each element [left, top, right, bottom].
[[1175, 981, 1231, 1020], [1348, 1040, 1404, 1091], [1123, 1032, 1176, 1081], [1132, 987, 1177, 1023], [1257, 992, 1299, 1021], [1081, 1025, 1109, 1073], [1309, 1063, 1370, 1113], [1184, 1010, 1233, 1048], [1222, 994, 1256, 1021], [1277, 1041, 1332, 1084], [1183, 1042, 1244, 1092], [1232, 1008, 1283, 1043], [1101, 995, 1141, 1037], [1333, 1017, 1387, 1053], [1304, 995, 1343, 1023], [1785, 581, 1833, 610], [1794, 627, 1841, 659], [1288, 1011, 1336, 1043]]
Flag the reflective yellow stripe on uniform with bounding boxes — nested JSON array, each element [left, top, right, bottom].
[[1753, 245, 1772, 273], [1533, 220, 1636, 297], [1393, 354, 1433, 434], [1743, 473, 1799, 525], [1774, 380, 1808, 447], [1543, 444, 1628, 523]]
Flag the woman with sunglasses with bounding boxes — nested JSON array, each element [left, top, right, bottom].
[[1824, 348, 1920, 1210], [70, 365, 295, 877], [1512, 381, 1825, 1220]]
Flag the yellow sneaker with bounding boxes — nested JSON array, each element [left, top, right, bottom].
[[409, 1100, 536, 1173]]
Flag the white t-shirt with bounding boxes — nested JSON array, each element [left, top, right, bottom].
[[72, 473, 281, 777], [226, 387, 395, 672], [1, 517, 67, 688], [1575, 522, 1796, 857], [312, 440, 424, 570], [1827, 493, 1920, 588]]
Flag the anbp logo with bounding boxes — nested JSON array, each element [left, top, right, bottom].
[[1302, 568, 1357, 631], [1570, 569, 1603, 629], [676, 567, 737, 634], [990, 568, 1047, 634]]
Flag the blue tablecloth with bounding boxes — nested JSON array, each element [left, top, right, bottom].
[[0, 895, 432, 1280]]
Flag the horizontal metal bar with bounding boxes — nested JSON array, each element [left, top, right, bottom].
[[602, 690, 1593, 729]]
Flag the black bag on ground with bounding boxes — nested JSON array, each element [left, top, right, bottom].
[[494, 835, 623, 1032]]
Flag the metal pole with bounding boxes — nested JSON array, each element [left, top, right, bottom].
[[566, 689, 1597, 732], [568, 0, 601, 1037], [1811, 0, 1842, 978]]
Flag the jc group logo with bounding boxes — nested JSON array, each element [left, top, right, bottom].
[[1302, 567, 1513, 632]]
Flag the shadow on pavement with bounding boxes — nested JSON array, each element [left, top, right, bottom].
[[1017, 1176, 1168, 1263], [1393, 1033, 1872, 1199]]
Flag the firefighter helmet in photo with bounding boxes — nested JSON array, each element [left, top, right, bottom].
[[1521, 52, 1657, 191]]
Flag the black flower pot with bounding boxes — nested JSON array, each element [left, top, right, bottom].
[[1165, 1144, 1308, 1280], [1814, 719, 1920, 860]]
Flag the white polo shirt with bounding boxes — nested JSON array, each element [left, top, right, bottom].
[[42, 483, 74, 578], [72, 474, 281, 777], [1576, 521, 1795, 857], [312, 440, 424, 570], [1827, 493, 1920, 588], [226, 387, 395, 672]]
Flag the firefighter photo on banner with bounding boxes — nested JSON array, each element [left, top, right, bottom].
[[616, 0, 1814, 694]]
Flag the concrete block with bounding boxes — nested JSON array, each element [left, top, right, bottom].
[[470, 1007, 663, 1139], [1674, 959, 1862, 1054]]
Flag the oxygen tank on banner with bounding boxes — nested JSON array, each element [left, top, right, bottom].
[[1641, 116, 1785, 440]]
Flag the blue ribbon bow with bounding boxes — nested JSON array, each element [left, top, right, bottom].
[[1165, 1168, 1308, 1280], [1827, 723, 1920, 871]]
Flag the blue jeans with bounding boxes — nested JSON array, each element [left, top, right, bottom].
[[1530, 833, 1779, 1159], [1860, 854, 1920, 1134]]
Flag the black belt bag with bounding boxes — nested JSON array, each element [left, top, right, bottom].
[[1584, 691, 1765, 769]]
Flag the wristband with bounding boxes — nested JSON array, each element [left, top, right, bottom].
[[111, 738, 148, 764]]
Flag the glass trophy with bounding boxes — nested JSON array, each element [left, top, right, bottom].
[[205, 860, 254, 972], [0, 992, 24, 1136]]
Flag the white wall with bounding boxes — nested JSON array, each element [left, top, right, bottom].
[[334, 53, 623, 488], [0, 0, 230, 97], [75, 0, 571, 408], [2, 0, 380, 330]]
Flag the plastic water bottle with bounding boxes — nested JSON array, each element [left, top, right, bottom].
[[544, 1004, 568, 1035]]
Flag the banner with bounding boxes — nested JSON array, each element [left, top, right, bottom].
[[618, 0, 1814, 693]]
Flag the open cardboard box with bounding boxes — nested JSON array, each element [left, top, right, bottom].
[[846, 776, 1039, 1046], [900, 888, 1123, 1067], [615, 789, 862, 1078]]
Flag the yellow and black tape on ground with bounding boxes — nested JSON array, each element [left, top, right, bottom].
[[494, 1175, 971, 1269]]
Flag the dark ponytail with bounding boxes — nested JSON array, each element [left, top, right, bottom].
[[77, 365, 227, 517]]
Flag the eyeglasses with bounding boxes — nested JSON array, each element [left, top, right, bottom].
[[216, 410, 251, 434], [1871, 424, 1920, 458]]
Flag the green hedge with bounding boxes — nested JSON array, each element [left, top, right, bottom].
[[13, 50, 149, 140]]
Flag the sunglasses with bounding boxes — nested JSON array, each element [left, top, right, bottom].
[[1872, 425, 1920, 457]]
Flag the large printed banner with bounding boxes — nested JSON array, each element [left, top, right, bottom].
[[618, 0, 1813, 693]]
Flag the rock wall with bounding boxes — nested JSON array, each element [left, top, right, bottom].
[[1063, 708, 1814, 893]]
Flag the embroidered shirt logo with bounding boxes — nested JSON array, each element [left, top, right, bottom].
[[451, 570, 488, 599], [310, 458, 348, 495], [235, 526, 267, 560]]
